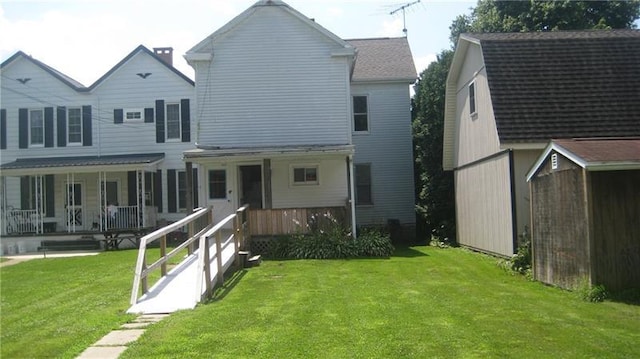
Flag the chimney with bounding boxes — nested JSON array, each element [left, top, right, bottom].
[[153, 47, 173, 67]]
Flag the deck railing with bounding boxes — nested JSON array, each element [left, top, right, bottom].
[[3, 209, 42, 235], [196, 204, 250, 301], [130, 207, 213, 306]]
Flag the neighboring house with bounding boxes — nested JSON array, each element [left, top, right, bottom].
[[183, 0, 416, 236], [526, 139, 640, 291], [0, 46, 196, 248], [443, 30, 640, 257]]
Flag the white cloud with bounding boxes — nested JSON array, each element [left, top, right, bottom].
[[327, 7, 344, 17], [377, 18, 403, 38], [413, 53, 438, 74]]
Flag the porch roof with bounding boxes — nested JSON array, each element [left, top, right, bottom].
[[183, 144, 354, 161], [0, 153, 165, 176]]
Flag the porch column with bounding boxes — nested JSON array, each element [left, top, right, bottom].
[[185, 161, 194, 213], [347, 155, 357, 239], [263, 159, 272, 209], [34, 175, 43, 234]]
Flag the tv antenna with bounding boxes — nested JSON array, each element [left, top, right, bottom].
[[389, 0, 421, 37]]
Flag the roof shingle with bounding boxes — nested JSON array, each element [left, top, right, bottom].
[[347, 37, 417, 82]]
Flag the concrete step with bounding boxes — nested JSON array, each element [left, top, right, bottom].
[[247, 254, 262, 267]]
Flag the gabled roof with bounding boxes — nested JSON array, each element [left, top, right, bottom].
[[185, 0, 354, 63], [1, 45, 193, 93], [526, 138, 640, 181], [347, 37, 417, 83], [1, 51, 87, 91], [444, 29, 640, 170]]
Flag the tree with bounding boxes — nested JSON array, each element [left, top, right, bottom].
[[412, 0, 640, 243]]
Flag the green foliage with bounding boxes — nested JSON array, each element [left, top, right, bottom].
[[412, 50, 456, 243], [576, 278, 608, 303], [511, 227, 532, 275], [354, 228, 395, 257]]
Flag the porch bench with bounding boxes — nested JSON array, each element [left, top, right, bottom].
[[38, 240, 101, 252]]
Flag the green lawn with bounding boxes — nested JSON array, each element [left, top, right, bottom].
[[1, 247, 639, 358]]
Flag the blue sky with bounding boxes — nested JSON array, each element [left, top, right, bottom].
[[0, 0, 476, 85]]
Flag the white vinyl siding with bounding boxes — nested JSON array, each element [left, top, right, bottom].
[[194, 7, 351, 147], [67, 107, 82, 144], [29, 109, 44, 146]]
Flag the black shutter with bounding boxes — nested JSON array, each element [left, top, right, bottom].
[[19, 108, 28, 148], [155, 170, 163, 213], [114, 109, 123, 124], [57, 107, 67, 147], [167, 169, 176, 213], [192, 167, 198, 208], [180, 99, 190, 142], [45, 175, 55, 217], [0, 109, 6, 149], [155, 100, 165, 143], [128, 171, 137, 206], [144, 108, 154, 123], [44, 107, 54, 148], [82, 105, 92, 146], [20, 176, 30, 209]]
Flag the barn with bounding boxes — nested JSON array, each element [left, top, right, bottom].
[[526, 138, 640, 291]]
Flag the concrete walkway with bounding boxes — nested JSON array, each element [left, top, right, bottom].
[[0, 252, 100, 267], [77, 314, 169, 359]]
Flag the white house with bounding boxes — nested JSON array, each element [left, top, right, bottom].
[[443, 30, 640, 257], [0, 45, 196, 250], [183, 0, 416, 237]]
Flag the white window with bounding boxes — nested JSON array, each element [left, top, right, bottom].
[[353, 95, 369, 132], [124, 109, 143, 122], [209, 170, 226, 199], [68, 107, 82, 144], [166, 103, 181, 140], [292, 165, 319, 185], [355, 164, 372, 205], [469, 82, 476, 116], [29, 109, 44, 146]]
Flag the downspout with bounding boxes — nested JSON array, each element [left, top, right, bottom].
[[508, 149, 518, 254], [348, 154, 357, 238]]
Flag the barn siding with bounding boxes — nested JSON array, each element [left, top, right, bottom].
[[194, 7, 351, 148], [531, 161, 591, 289], [351, 83, 414, 226], [590, 170, 640, 291], [455, 152, 514, 256]]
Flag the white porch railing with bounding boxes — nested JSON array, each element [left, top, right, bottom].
[[4, 209, 42, 234]]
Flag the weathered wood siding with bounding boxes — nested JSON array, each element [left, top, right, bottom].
[[248, 206, 347, 236], [351, 83, 414, 226], [455, 152, 514, 256], [531, 156, 590, 289], [590, 170, 640, 291], [194, 7, 351, 147], [512, 150, 543, 236]]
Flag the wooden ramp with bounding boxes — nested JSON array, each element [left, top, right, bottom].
[[127, 230, 237, 314]]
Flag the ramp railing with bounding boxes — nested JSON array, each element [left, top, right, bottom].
[[130, 207, 213, 306]]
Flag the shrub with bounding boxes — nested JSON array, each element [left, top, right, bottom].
[[576, 279, 608, 303], [355, 229, 394, 257], [510, 226, 532, 275]]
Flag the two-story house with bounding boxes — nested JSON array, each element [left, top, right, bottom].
[[0, 45, 196, 251], [443, 30, 640, 257], [183, 0, 416, 237]]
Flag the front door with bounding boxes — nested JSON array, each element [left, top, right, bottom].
[[66, 182, 84, 230], [207, 167, 234, 224], [239, 165, 263, 209]]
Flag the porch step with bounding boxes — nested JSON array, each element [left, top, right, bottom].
[[238, 250, 251, 268], [247, 255, 262, 268]]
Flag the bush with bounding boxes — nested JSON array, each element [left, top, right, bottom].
[[576, 279, 608, 303], [355, 229, 394, 257], [510, 226, 532, 275]]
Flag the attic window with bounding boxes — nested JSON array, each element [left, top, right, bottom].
[[551, 153, 558, 170], [469, 82, 476, 116], [125, 109, 143, 122]]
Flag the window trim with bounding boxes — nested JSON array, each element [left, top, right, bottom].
[[208, 169, 227, 200], [290, 164, 319, 186], [124, 108, 144, 122], [469, 81, 477, 118], [29, 109, 44, 147], [165, 102, 181, 141], [355, 163, 373, 206], [352, 95, 370, 133], [67, 107, 83, 145]]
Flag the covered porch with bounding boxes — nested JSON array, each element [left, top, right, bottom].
[[0, 153, 164, 237], [184, 144, 356, 237]]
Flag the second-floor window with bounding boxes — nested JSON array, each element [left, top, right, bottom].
[[68, 107, 82, 144], [355, 164, 372, 205], [166, 103, 181, 140], [469, 81, 476, 116], [30, 109, 44, 146], [353, 95, 369, 132]]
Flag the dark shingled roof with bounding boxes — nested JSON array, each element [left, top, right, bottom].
[[465, 30, 640, 142], [347, 37, 417, 82], [554, 138, 640, 164], [0, 153, 165, 171]]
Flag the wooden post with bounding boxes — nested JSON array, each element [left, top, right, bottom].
[[215, 230, 224, 287], [187, 221, 194, 255], [141, 255, 148, 294], [234, 213, 241, 268], [160, 234, 167, 276], [203, 236, 212, 299]]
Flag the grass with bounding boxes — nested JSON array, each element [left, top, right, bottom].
[[120, 246, 640, 358], [1, 246, 638, 358], [0, 247, 187, 358]]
